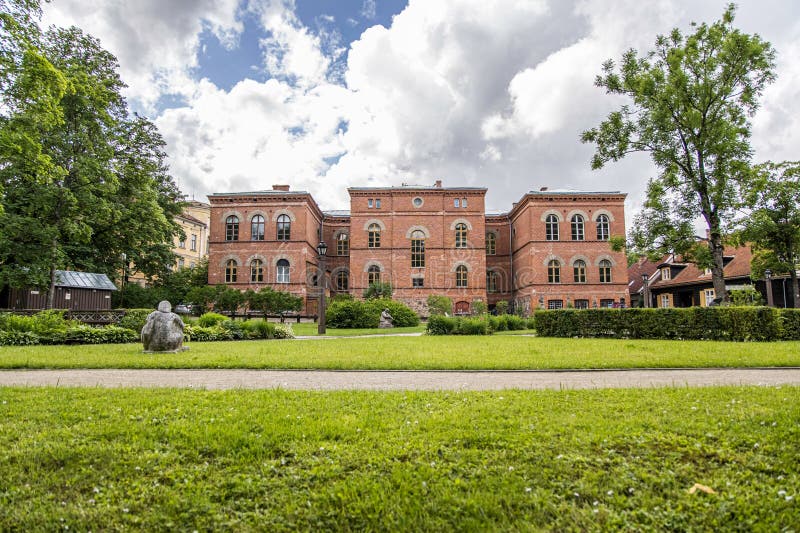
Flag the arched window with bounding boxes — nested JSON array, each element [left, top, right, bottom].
[[225, 216, 239, 241], [336, 271, 349, 291], [486, 270, 498, 292], [547, 260, 561, 284], [367, 265, 381, 285], [455, 223, 467, 248], [573, 260, 587, 283], [368, 223, 381, 248], [571, 214, 585, 241], [225, 259, 237, 283], [599, 259, 612, 283], [486, 232, 496, 255], [455, 265, 468, 287], [251, 215, 265, 241], [250, 259, 263, 282], [596, 214, 610, 241], [545, 214, 559, 241], [276, 214, 291, 241], [276, 259, 290, 283], [411, 230, 425, 268], [337, 233, 349, 256]]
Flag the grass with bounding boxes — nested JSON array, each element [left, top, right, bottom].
[[290, 322, 426, 336], [0, 386, 797, 530], [1, 336, 800, 369]]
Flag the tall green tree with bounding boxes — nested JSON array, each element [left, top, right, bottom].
[[581, 5, 775, 302], [739, 161, 800, 307]]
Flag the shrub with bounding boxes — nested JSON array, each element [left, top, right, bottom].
[[221, 320, 246, 340], [184, 325, 232, 342], [118, 309, 152, 333], [366, 299, 420, 327], [426, 315, 490, 335], [241, 319, 276, 339], [495, 300, 509, 315], [0, 331, 41, 346], [426, 315, 458, 335], [64, 325, 138, 344], [273, 324, 295, 339], [457, 317, 490, 335], [426, 295, 452, 316], [363, 282, 393, 300], [472, 301, 487, 316], [780, 309, 800, 340], [326, 299, 419, 329], [197, 312, 228, 327]]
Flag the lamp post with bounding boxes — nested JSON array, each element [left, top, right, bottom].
[[641, 273, 650, 308], [317, 241, 328, 335], [120, 252, 127, 308], [765, 269, 774, 307]]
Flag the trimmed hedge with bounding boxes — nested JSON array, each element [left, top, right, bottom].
[[118, 309, 152, 333], [326, 299, 420, 329], [533, 307, 800, 341], [426, 314, 530, 335]]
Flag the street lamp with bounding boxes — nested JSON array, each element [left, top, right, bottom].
[[765, 269, 774, 307], [120, 252, 127, 309], [317, 241, 328, 334], [641, 273, 650, 308]]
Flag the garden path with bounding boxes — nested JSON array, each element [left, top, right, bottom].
[[1, 368, 799, 390]]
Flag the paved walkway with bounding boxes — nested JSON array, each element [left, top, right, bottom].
[[1, 368, 799, 390]]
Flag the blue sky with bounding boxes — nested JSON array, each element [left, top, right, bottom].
[[43, 0, 800, 217]]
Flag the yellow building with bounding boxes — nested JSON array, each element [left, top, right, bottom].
[[174, 200, 211, 270]]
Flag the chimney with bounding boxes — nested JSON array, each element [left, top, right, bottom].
[[434, 180, 442, 188], [272, 184, 290, 191], [540, 186, 548, 191]]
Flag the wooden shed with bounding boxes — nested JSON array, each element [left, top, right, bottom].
[[0, 270, 118, 311]]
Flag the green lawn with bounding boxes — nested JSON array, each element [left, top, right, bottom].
[[290, 322, 426, 336], [1, 386, 797, 530], [1, 335, 800, 369]]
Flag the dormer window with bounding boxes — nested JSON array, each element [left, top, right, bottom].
[[661, 267, 671, 280]]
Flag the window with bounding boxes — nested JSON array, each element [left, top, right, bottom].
[[455, 265, 468, 288], [367, 265, 381, 285], [545, 214, 559, 241], [486, 270, 498, 293], [225, 259, 237, 283], [276, 259, 290, 283], [547, 260, 561, 283], [704, 288, 715, 307], [412, 278, 424, 288], [190, 234, 197, 251], [225, 215, 239, 241], [375, 198, 381, 209], [251, 215, 265, 241], [661, 267, 671, 280], [276, 214, 291, 241], [596, 214, 610, 241], [454, 198, 460, 208], [413, 197, 423, 208], [599, 259, 612, 283], [571, 214, 585, 241], [547, 300, 563, 310], [368, 223, 381, 248], [573, 260, 587, 283], [368, 199, 373, 208], [600, 299, 615, 308], [337, 233, 349, 256], [660, 294, 670, 308], [411, 230, 425, 268], [462, 198, 467, 208], [336, 271, 349, 291], [190, 262, 195, 269], [178, 238, 186, 249], [455, 223, 467, 248], [178, 258, 185, 268], [250, 259, 263, 282], [575, 299, 589, 309], [486, 232, 496, 255]]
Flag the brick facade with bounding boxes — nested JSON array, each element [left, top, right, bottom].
[[207, 183, 629, 316]]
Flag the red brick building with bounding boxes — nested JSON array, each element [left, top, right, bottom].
[[208, 182, 629, 316]]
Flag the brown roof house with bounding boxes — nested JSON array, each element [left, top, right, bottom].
[[0, 270, 118, 310]]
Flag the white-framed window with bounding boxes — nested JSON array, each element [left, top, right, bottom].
[[411, 230, 425, 268], [599, 259, 612, 283], [368, 199, 373, 208], [276, 259, 290, 283], [250, 259, 263, 282], [545, 214, 559, 241], [661, 267, 671, 280], [547, 260, 561, 283], [375, 198, 381, 209], [190, 234, 197, 251], [251, 215, 265, 241], [704, 288, 715, 306], [455, 223, 467, 248], [454, 198, 460, 208], [547, 299, 563, 310], [573, 260, 587, 283], [571, 214, 585, 241], [596, 214, 610, 241], [661, 294, 671, 308]]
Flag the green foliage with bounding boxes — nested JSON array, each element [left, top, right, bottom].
[[494, 300, 509, 315], [363, 282, 393, 300], [426, 294, 452, 316], [241, 319, 275, 340], [471, 300, 487, 316], [0, 330, 40, 345], [117, 308, 151, 333], [326, 298, 419, 329], [184, 285, 217, 315], [729, 288, 764, 306], [582, 5, 776, 302], [245, 287, 302, 316], [62, 325, 138, 344], [184, 320, 294, 342], [533, 307, 799, 341], [427, 314, 528, 336], [196, 312, 228, 328], [213, 286, 244, 315]]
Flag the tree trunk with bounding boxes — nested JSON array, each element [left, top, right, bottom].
[[46, 264, 57, 310], [791, 269, 799, 309], [709, 231, 728, 303]]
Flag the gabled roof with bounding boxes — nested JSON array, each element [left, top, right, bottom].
[[650, 245, 753, 289], [55, 270, 117, 291], [627, 256, 665, 293]]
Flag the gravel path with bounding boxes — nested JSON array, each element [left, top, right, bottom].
[[1, 368, 799, 390]]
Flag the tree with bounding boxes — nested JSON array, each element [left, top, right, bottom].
[[738, 161, 800, 307], [426, 294, 452, 316], [364, 282, 392, 300], [214, 286, 244, 316], [581, 4, 775, 302]]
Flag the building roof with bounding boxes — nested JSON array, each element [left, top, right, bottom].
[[627, 256, 665, 294], [527, 189, 625, 196], [323, 210, 351, 217], [55, 270, 117, 291], [347, 186, 487, 192], [649, 245, 754, 290], [208, 190, 310, 197], [177, 212, 207, 226]]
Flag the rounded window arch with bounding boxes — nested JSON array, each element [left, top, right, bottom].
[[335, 270, 349, 291], [368, 223, 381, 248], [596, 214, 610, 241], [486, 270, 499, 292], [410, 230, 425, 268], [367, 264, 381, 285], [336, 232, 349, 256], [250, 215, 265, 241], [225, 215, 239, 241], [225, 259, 238, 283], [573, 259, 587, 283], [455, 265, 468, 287], [547, 259, 561, 284], [571, 214, 585, 241], [545, 214, 559, 241], [599, 259, 612, 283], [276, 214, 291, 241], [276, 258, 290, 283], [455, 223, 468, 248], [486, 232, 497, 255], [250, 258, 263, 282]]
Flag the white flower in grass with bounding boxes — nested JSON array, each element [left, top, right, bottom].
[[508, 466, 514, 471], [525, 487, 532, 493], [93, 487, 100, 493], [123, 508, 129, 513], [607, 490, 613, 496], [778, 490, 787, 496], [593, 501, 599, 506]]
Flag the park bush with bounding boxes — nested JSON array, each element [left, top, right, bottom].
[[241, 319, 276, 339], [197, 312, 228, 327], [426, 315, 490, 335], [533, 307, 800, 341], [118, 309, 152, 333], [326, 298, 419, 328], [62, 325, 139, 344]]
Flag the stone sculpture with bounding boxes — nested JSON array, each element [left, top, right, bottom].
[[141, 301, 186, 353], [379, 308, 394, 328]]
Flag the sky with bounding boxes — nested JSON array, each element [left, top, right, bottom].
[[42, 0, 800, 220]]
